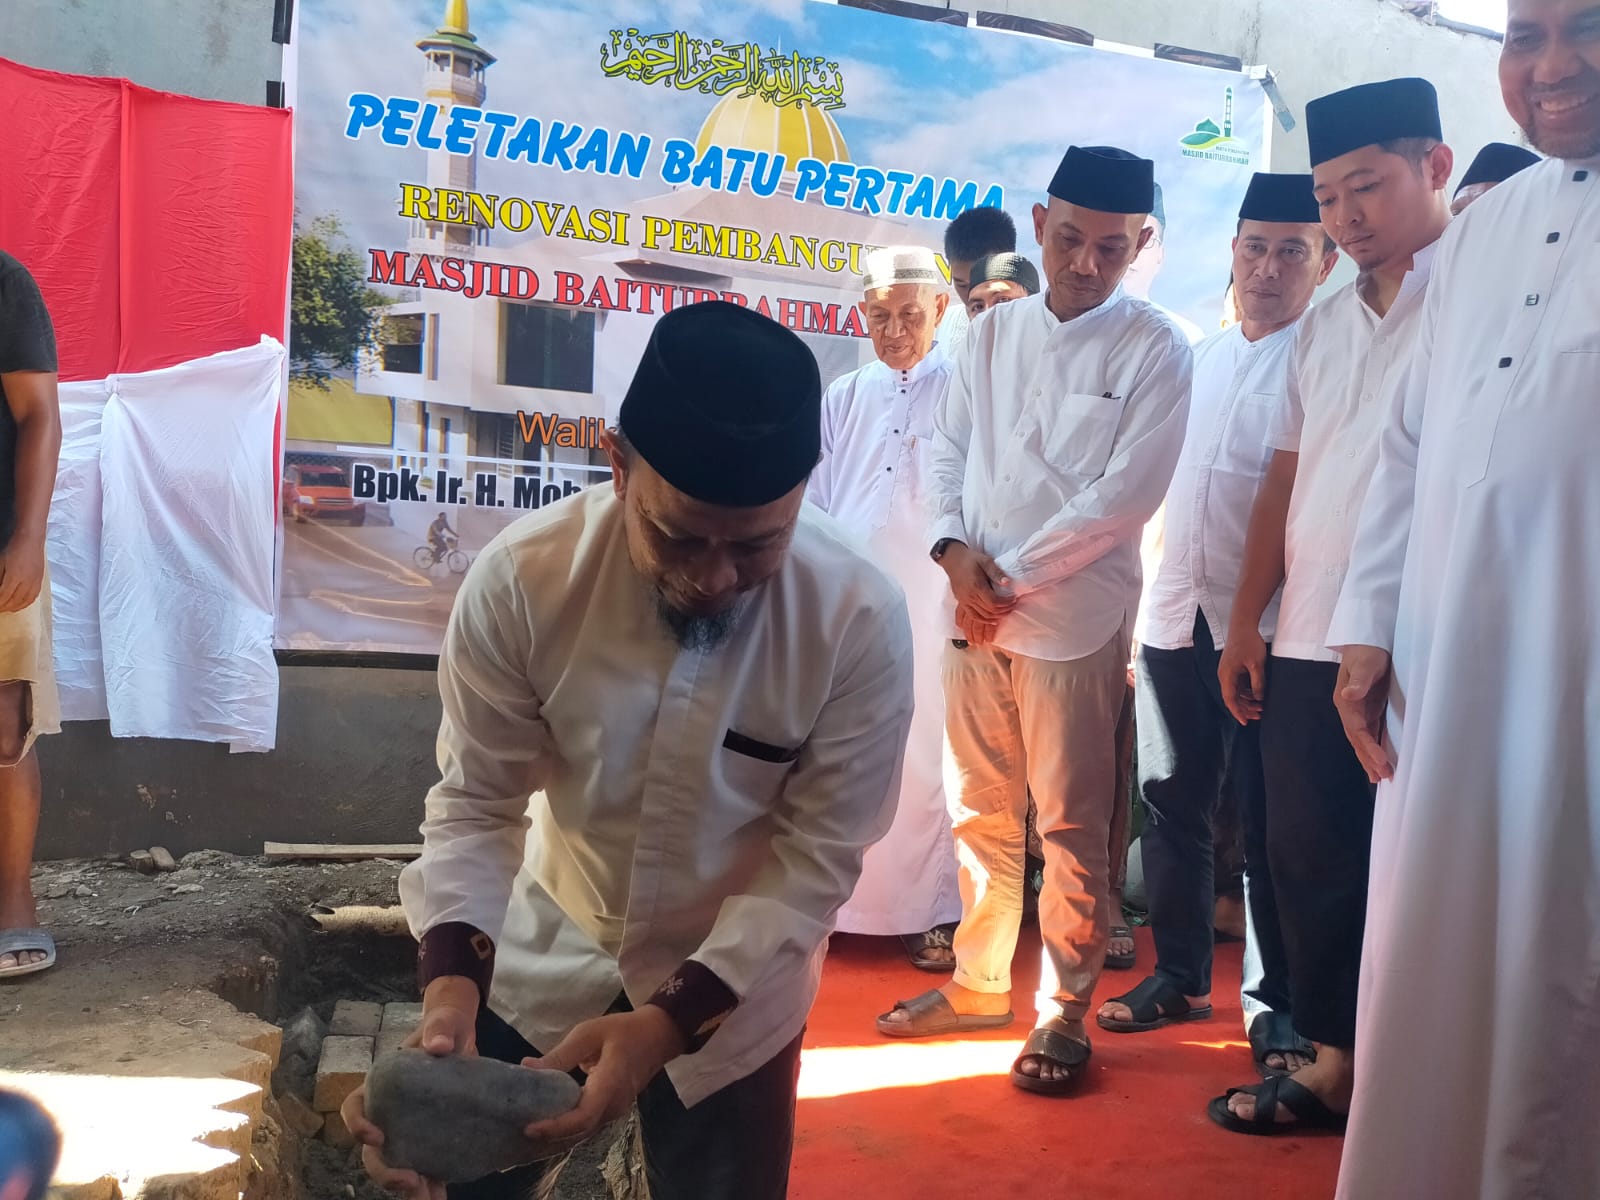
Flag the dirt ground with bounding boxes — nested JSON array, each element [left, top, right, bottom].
[[16, 853, 621, 1200]]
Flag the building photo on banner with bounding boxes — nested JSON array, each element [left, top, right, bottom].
[[279, 0, 1268, 654]]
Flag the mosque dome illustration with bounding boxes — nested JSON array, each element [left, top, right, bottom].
[[693, 92, 850, 167]]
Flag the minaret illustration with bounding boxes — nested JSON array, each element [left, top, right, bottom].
[[410, 0, 495, 258]]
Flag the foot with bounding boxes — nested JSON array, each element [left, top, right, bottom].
[[1105, 926, 1135, 964], [876, 979, 1010, 1030], [0, 892, 45, 971], [1261, 1046, 1314, 1074], [913, 924, 955, 967], [1213, 894, 1247, 941], [1227, 1046, 1351, 1123], [1097, 984, 1209, 1026], [1013, 1017, 1089, 1085]]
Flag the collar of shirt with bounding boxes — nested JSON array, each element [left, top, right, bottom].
[[870, 338, 948, 388], [1038, 282, 1128, 337]]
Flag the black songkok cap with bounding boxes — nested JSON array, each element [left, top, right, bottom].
[[969, 252, 1040, 296], [618, 301, 821, 508], [1456, 142, 1539, 194], [1238, 172, 1321, 224], [1047, 145, 1155, 215], [1305, 77, 1442, 167]]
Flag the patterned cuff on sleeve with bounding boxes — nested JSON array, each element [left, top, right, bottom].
[[644, 960, 739, 1054], [417, 921, 496, 1003]]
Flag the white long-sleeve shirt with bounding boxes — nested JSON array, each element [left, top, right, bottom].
[[928, 288, 1193, 661], [808, 345, 961, 934], [399, 485, 914, 1106], [1138, 320, 1299, 651], [1266, 243, 1436, 663]]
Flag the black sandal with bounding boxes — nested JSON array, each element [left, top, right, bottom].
[[1207, 1074, 1349, 1136], [1009, 1023, 1092, 1096], [900, 923, 958, 972], [1248, 1011, 1316, 1079], [1096, 974, 1213, 1033]]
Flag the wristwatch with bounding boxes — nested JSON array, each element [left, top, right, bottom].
[[930, 537, 960, 562]]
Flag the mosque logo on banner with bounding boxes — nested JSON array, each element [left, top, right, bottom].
[[1179, 87, 1251, 165]]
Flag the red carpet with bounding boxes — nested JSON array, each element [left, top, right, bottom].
[[793, 926, 1343, 1199]]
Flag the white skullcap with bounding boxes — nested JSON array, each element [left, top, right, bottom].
[[861, 245, 943, 293]]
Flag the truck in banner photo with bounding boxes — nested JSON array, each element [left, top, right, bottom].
[[282, 0, 1267, 654]]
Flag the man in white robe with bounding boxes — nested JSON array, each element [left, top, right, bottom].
[[809, 246, 962, 969], [343, 301, 914, 1200], [1213, 77, 1453, 1133], [1450, 140, 1540, 213], [1330, 2, 1600, 1193]]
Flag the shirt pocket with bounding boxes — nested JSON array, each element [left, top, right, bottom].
[[713, 729, 800, 818], [1039, 391, 1125, 481], [1225, 392, 1280, 473]]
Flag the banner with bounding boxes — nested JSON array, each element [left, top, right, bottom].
[[282, 0, 1269, 653]]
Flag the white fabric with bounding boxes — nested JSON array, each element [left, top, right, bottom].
[[95, 339, 283, 750], [808, 344, 961, 935], [1138, 320, 1299, 651], [936, 298, 969, 347], [1266, 245, 1436, 662], [1328, 157, 1600, 1200], [928, 288, 1192, 661], [399, 486, 913, 1106], [1154, 300, 1208, 345], [46, 382, 111, 722]]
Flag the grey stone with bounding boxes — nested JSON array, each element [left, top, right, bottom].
[[329, 999, 383, 1038], [280, 1006, 328, 1065], [365, 1049, 582, 1183], [129, 850, 158, 875], [149, 846, 179, 872]]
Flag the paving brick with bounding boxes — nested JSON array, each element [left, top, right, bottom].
[[312, 1034, 373, 1112], [322, 1109, 357, 1150], [128, 851, 157, 875], [329, 999, 384, 1038], [277, 1091, 324, 1138], [377, 1002, 424, 1058]]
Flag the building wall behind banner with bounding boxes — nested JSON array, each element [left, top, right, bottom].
[[0, 0, 286, 107]]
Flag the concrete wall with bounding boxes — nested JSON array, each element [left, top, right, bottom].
[[0, 0, 283, 106], [10, 0, 1523, 855]]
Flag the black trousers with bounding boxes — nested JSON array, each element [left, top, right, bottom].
[[448, 1005, 804, 1200], [1137, 611, 1289, 1009], [1259, 656, 1377, 1048]]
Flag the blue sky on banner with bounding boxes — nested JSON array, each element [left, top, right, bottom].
[[294, 0, 1267, 326]]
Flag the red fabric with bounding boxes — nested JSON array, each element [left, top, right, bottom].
[[0, 58, 292, 381]]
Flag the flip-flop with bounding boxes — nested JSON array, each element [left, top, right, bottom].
[[900, 923, 958, 973], [1207, 1074, 1349, 1136], [0, 927, 57, 979], [1104, 924, 1136, 971], [1248, 1011, 1316, 1079], [876, 989, 1014, 1039], [1010, 1023, 1092, 1096], [1096, 974, 1212, 1033]]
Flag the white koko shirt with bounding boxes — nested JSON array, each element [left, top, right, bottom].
[[1267, 242, 1436, 663], [1139, 320, 1301, 651], [398, 486, 914, 1106], [928, 287, 1193, 661]]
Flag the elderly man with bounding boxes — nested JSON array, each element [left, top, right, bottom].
[[1213, 78, 1452, 1135], [1450, 140, 1540, 213], [345, 301, 914, 1200], [964, 252, 1039, 316], [1330, 1, 1600, 1194], [876, 145, 1192, 1098], [809, 246, 960, 971], [1098, 175, 1337, 1082]]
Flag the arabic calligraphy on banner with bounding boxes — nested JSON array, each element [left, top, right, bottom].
[[600, 27, 846, 109]]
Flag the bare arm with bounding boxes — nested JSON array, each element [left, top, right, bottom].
[[0, 371, 62, 612]]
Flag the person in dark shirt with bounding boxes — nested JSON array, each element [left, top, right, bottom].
[[0, 250, 63, 979]]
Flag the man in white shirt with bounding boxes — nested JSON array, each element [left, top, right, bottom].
[[344, 301, 915, 1199], [876, 145, 1192, 1098], [1330, 3, 1600, 1192], [937, 205, 1016, 347], [809, 246, 961, 971], [1124, 183, 1208, 344], [1449, 139, 1540, 214], [1097, 175, 1337, 1081], [1212, 78, 1453, 1135]]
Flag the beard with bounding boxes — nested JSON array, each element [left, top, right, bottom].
[[653, 590, 743, 651]]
